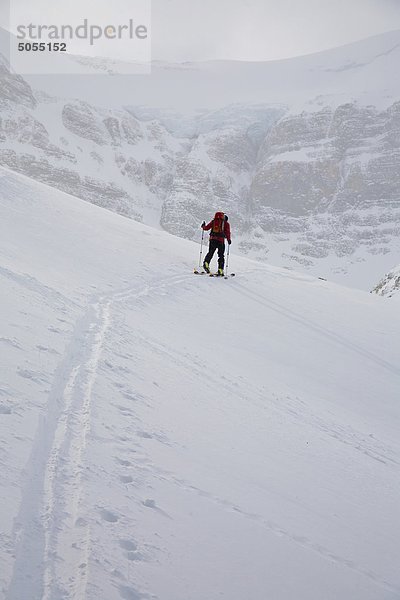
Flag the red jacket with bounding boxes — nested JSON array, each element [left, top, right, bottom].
[[202, 219, 231, 243]]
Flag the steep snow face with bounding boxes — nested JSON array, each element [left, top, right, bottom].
[[373, 264, 400, 297], [1, 167, 400, 600]]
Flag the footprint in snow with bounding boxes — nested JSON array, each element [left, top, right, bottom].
[[137, 431, 170, 445], [111, 569, 125, 580], [113, 382, 125, 390], [143, 499, 156, 508], [115, 352, 133, 360], [127, 551, 144, 562], [104, 362, 133, 375], [119, 539, 137, 551], [0, 337, 22, 349], [116, 405, 134, 416], [36, 344, 59, 355], [119, 540, 147, 563], [119, 585, 147, 600], [122, 391, 139, 402], [115, 457, 133, 467], [142, 499, 171, 519], [137, 431, 152, 439], [100, 509, 119, 523], [48, 325, 62, 333], [17, 368, 45, 383], [120, 475, 134, 484]]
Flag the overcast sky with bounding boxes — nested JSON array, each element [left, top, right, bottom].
[[151, 0, 400, 61], [3, 0, 400, 62]]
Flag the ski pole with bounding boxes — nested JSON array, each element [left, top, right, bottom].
[[199, 227, 205, 268], [225, 244, 230, 277]]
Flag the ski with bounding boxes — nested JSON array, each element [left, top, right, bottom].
[[194, 269, 235, 278]]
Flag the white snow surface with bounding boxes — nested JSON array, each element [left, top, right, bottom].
[[1, 166, 400, 600]]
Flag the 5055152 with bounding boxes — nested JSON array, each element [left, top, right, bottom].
[[18, 42, 67, 52]]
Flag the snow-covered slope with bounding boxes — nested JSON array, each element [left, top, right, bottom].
[[1, 166, 400, 600]]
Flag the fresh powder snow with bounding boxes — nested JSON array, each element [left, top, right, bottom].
[[0, 166, 399, 599]]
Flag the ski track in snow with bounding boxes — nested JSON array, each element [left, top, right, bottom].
[[0, 265, 80, 311], [134, 325, 400, 597], [3, 259, 399, 599], [7, 273, 186, 600], [161, 473, 400, 596], [42, 300, 112, 600], [233, 281, 400, 377], [138, 321, 400, 472]]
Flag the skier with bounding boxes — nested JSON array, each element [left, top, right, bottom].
[[201, 211, 231, 275]]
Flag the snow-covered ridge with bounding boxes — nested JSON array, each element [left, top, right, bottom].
[[2, 27, 398, 110], [373, 264, 400, 298], [1, 166, 400, 599]]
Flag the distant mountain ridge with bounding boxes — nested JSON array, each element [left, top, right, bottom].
[[2, 27, 400, 109]]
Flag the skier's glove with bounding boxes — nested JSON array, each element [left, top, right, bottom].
[[228, 239, 232, 245], [201, 221, 206, 228]]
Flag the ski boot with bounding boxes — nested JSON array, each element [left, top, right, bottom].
[[203, 262, 210, 274]]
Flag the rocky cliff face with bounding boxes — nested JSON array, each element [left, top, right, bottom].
[[372, 265, 400, 298], [159, 113, 280, 238], [253, 102, 400, 218], [0, 66, 182, 221], [245, 102, 400, 268], [156, 101, 400, 286]]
